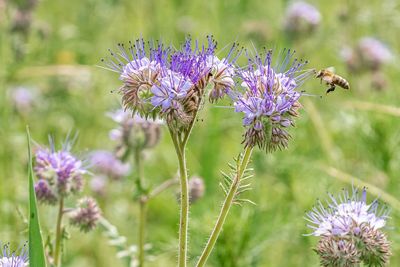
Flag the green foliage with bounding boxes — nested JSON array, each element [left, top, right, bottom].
[[27, 127, 47, 267]]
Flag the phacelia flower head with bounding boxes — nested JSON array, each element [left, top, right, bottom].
[[305, 187, 389, 237], [104, 36, 222, 130], [0, 242, 28, 267], [232, 48, 310, 152], [90, 150, 130, 180], [34, 138, 86, 204], [306, 187, 392, 267], [69, 197, 101, 233], [102, 39, 170, 118], [284, 1, 321, 34], [152, 36, 218, 128], [357, 37, 392, 70]]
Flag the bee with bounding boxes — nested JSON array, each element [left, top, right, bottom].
[[315, 67, 350, 94]]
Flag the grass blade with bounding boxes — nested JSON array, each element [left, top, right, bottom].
[[27, 127, 47, 267]]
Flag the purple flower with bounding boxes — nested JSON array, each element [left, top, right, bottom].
[[284, 1, 321, 33], [358, 37, 392, 69], [232, 49, 309, 151], [0, 242, 28, 267], [34, 140, 86, 204], [305, 187, 389, 237], [9, 86, 37, 114], [90, 150, 130, 180], [151, 71, 193, 111]]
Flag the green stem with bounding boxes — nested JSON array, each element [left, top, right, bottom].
[[195, 146, 253, 267], [138, 199, 146, 267], [53, 198, 64, 267], [134, 148, 146, 267], [177, 143, 189, 267]]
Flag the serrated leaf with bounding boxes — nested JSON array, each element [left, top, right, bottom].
[[27, 127, 47, 267]]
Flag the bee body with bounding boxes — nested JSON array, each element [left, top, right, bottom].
[[316, 69, 350, 94]]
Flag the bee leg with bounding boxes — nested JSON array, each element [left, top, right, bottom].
[[326, 85, 336, 94]]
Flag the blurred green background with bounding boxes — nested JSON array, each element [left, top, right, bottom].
[[1, 0, 400, 266]]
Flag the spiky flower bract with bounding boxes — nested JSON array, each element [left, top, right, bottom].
[[231, 48, 310, 152], [0, 242, 28, 267], [305, 187, 391, 267], [34, 138, 86, 205]]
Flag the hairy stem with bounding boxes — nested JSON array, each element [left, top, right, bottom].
[[195, 146, 253, 267], [134, 148, 146, 267], [53, 198, 64, 267], [177, 145, 189, 267]]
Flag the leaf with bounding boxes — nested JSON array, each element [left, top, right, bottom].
[[27, 127, 47, 267]]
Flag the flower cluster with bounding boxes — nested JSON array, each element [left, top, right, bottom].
[[104, 38, 313, 152], [34, 141, 86, 205], [284, 1, 321, 35], [0, 242, 28, 267], [232, 49, 309, 151], [103, 37, 238, 130], [305, 187, 391, 266]]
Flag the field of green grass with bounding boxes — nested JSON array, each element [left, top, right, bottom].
[[1, 0, 400, 266]]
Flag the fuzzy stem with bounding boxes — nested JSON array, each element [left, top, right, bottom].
[[138, 199, 146, 267], [195, 146, 253, 267], [134, 148, 146, 267], [53, 198, 64, 267], [177, 146, 189, 267], [168, 125, 190, 267]]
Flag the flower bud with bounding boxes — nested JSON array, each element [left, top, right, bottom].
[[69, 197, 101, 233], [188, 176, 205, 204], [316, 236, 360, 267]]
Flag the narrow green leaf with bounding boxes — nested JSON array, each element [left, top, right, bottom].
[[27, 127, 47, 267]]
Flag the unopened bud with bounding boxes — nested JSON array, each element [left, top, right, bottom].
[[70, 197, 101, 233]]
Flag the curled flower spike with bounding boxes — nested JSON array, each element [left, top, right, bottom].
[[34, 138, 86, 204], [231, 48, 311, 152], [0, 242, 28, 267], [102, 39, 170, 118], [69, 197, 101, 233], [306, 187, 392, 267]]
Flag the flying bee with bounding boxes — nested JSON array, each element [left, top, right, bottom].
[[315, 67, 350, 94]]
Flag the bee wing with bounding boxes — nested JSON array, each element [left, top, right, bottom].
[[325, 66, 336, 73]]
